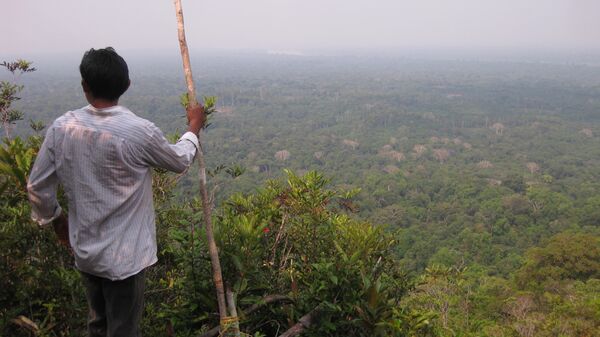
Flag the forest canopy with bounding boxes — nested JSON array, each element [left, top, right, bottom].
[[1, 53, 599, 336]]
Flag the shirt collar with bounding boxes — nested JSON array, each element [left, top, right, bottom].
[[85, 104, 126, 115]]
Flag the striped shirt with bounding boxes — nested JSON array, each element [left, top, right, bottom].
[[27, 104, 198, 280]]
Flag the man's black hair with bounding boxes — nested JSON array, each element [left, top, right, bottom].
[[80, 47, 129, 101]]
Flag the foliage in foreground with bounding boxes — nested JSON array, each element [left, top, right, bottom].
[[0, 132, 428, 336], [151, 168, 426, 336], [2, 133, 598, 336]]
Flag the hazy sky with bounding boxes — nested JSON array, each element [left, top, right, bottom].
[[2, 0, 600, 56]]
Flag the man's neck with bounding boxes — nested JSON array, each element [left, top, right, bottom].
[[90, 99, 119, 109]]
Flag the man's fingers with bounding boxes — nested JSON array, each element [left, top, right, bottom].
[[52, 214, 70, 247], [187, 105, 206, 125]]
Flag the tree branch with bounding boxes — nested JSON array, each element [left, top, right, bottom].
[[277, 309, 318, 337]]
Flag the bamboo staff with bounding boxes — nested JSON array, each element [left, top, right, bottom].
[[173, 0, 227, 321]]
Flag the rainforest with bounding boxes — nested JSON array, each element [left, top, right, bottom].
[[1, 52, 599, 336]]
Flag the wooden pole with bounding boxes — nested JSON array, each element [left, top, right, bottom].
[[173, 0, 228, 321], [226, 287, 241, 336]]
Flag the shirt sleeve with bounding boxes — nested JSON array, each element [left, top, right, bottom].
[[27, 125, 62, 226], [134, 124, 199, 173]]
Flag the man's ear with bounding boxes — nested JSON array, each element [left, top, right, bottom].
[[81, 80, 90, 93], [126, 79, 131, 91]]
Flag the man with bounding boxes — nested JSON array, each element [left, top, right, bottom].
[[27, 47, 205, 337]]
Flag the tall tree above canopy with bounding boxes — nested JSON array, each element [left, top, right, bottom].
[[516, 232, 600, 288]]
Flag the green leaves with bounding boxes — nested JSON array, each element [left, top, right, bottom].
[[207, 163, 246, 179], [516, 232, 600, 289], [0, 137, 85, 336], [179, 92, 190, 109], [186, 169, 409, 336], [0, 81, 25, 126], [0, 137, 37, 195], [179, 93, 217, 130], [0, 60, 36, 74], [1, 59, 36, 138]]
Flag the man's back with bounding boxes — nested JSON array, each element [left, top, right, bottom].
[[29, 104, 198, 280]]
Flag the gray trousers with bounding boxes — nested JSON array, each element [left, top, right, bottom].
[[81, 270, 145, 337]]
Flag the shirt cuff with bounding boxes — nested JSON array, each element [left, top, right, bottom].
[[179, 131, 199, 153], [32, 205, 62, 227]]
